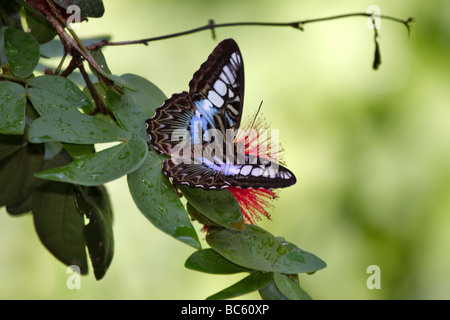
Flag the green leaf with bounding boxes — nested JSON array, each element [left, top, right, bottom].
[[28, 112, 131, 144], [273, 272, 312, 300], [4, 28, 40, 78], [74, 185, 113, 280], [185, 248, 249, 274], [105, 89, 149, 141], [25, 9, 56, 44], [206, 225, 327, 274], [0, 81, 26, 134], [89, 48, 111, 74], [0, 132, 25, 162], [27, 76, 91, 116], [0, 1, 22, 29], [179, 185, 244, 231], [258, 278, 289, 300], [206, 272, 273, 300], [119, 74, 167, 118], [186, 202, 221, 227], [272, 241, 326, 274], [35, 137, 148, 186], [61, 143, 94, 160], [53, 0, 105, 18], [32, 181, 88, 274], [0, 143, 44, 214], [102, 73, 167, 141], [127, 151, 200, 249]]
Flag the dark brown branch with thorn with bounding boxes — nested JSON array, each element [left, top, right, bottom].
[[85, 13, 414, 50]]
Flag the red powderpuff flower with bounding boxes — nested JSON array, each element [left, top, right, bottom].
[[227, 112, 286, 225]]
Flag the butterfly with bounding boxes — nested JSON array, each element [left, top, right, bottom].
[[146, 38, 296, 190]]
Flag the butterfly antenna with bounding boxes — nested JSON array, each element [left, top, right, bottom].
[[249, 100, 263, 132]]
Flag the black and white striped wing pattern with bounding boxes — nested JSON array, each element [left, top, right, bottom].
[[146, 39, 296, 190], [188, 38, 244, 134]]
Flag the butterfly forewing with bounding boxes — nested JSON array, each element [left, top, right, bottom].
[[189, 39, 244, 133]]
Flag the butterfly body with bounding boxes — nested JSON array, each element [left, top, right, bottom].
[[146, 39, 296, 190]]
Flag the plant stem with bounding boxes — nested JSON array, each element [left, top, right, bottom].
[[0, 74, 28, 85]]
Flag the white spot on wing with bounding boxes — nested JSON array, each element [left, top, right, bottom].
[[213, 79, 227, 96], [240, 165, 252, 176], [208, 90, 224, 108], [267, 166, 277, 178], [231, 53, 240, 66], [252, 167, 263, 177], [227, 104, 239, 115], [219, 73, 229, 84], [223, 65, 235, 84]]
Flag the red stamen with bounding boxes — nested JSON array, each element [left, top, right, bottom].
[[228, 186, 278, 224]]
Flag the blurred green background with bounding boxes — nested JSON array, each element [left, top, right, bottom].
[[1, 0, 450, 299]]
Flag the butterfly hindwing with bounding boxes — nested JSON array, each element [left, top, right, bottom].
[[146, 91, 195, 155], [162, 158, 296, 189]]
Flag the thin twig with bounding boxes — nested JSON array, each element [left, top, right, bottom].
[[86, 12, 413, 50], [60, 54, 82, 77], [78, 64, 111, 116], [54, 51, 68, 75]]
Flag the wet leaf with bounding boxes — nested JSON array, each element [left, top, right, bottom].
[[74, 185, 113, 280], [27, 76, 91, 116], [35, 137, 148, 186], [118, 73, 167, 118], [105, 89, 149, 141], [0, 81, 26, 135], [179, 185, 244, 231], [4, 28, 39, 78], [185, 248, 248, 274], [28, 112, 131, 144], [207, 225, 327, 274], [128, 151, 200, 249], [32, 181, 88, 274]]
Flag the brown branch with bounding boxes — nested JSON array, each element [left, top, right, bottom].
[[78, 64, 112, 116], [60, 54, 82, 77], [86, 13, 414, 50]]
